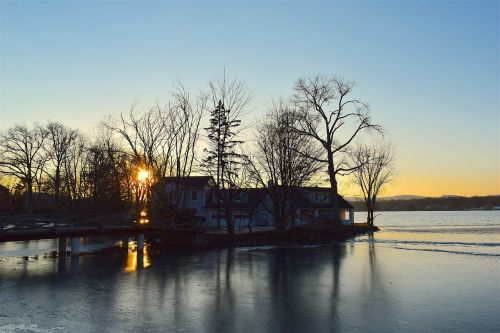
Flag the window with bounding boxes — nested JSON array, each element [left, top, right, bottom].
[[314, 193, 319, 202], [191, 191, 198, 201]]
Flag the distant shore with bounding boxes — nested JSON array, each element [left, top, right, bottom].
[[349, 195, 500, 212]]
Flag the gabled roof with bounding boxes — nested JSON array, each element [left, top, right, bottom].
[[204, 188, 267, 210], [287, 187, 353, 209], [160, 176, 214, 188]]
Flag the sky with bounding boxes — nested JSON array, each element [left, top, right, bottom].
[[0, 0, 498, 197]]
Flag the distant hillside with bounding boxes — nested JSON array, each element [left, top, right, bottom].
[[379, 195, 426, 201], [345, 195, 425, 202], [348, 195, 500, 211]]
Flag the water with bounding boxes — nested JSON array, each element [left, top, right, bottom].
[[0, 211, 499, 332], [355, 211, 500, 257]]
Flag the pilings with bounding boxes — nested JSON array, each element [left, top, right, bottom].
[[137, 233, 145, 251], [58, 237, 67, 255], [71, 237, 80, 256]]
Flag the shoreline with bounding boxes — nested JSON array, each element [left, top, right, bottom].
[[146, 224, 379, 251], [0, 224, 378, 260]]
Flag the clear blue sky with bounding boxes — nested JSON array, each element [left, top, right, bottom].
[[0, 0, 498, 196]]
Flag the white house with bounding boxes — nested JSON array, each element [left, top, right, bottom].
[[153, 176, 354, 229]]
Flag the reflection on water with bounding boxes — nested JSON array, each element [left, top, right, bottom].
[[355, 225, 500, 256], [0, 236, 117, 258], [1, 238, 498, 332], [124, 240, 151, 272], [1, 211, 500, 333]]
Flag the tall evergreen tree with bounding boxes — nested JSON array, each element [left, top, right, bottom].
[[202, 99, 247, 236], [203, 100, 243, 190]]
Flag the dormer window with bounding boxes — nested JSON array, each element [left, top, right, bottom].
[[191, 191, 198, 201]]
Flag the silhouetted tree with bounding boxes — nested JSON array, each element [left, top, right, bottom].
[[0, 124, 48, 213], [63, 133, 89, 211], [84, 127, 130, 213], [348, 143, 395, 226], [202, 74, 251, 236], [169, 84, 206, 177], [249, 99, 322, 230], [107, 84, 205, 210], [291, 75, 382, 221], [43, 122, 78, 206]]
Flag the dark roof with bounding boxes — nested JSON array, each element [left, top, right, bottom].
[[204, 188, 267, 210], [204, 186, 352, 210], [289, 187, 353, 209], [338, 195, 353, 209], [160, 176, 214, 188]]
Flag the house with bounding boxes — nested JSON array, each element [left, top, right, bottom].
[[152, 176, 214, 220], [153, 176, 354, 229], [290, 187, 354, 226], [203, 188, 268, 230]]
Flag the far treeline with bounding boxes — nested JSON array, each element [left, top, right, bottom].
[[0, 73, 396, 231], [349, 196, 500, 211]]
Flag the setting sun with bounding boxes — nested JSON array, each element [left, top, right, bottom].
[[137, 168, 150, 182]]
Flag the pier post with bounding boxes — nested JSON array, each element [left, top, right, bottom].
[[58, 237, 67, 255], [137, 233, 145, 251], [58, 256, 66, 274], [70, 256, 79, 274], [71, 237, 80, 256], [123, 237, 129, 248], [137, 250, 144, 270]]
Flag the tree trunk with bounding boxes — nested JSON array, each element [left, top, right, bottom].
[[367, 199, 375, 227], [26, 180, 33, 215], [55, 166, 61, 207], [227, 214, 235, 238], [327, 151, 340, 222]]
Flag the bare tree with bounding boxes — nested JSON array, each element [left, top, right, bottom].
[[107, 84, 205, 212], [43, 121, 78, 206], [84, 126, 130, 213], [291, 75, 382, 221], [348, 143, 395, 226], [63, 133, 90, 211], [0, 124, 48, 213], [249, 99, 322, 230], [201, 74, 251, 236], [106, 106, 166, 178], [169, 84, 205, 178]]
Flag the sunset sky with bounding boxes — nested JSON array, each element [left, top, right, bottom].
[[0, 1, 498, 197]]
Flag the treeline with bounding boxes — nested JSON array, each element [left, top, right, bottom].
[[349, 196, 500, 211], [0, 83, 204, 214], [1, 73, 388, 235]]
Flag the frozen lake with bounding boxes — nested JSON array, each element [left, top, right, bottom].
[[1, 211, 499, 332]]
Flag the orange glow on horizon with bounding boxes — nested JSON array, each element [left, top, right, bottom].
[[339, 173, 499, 198]]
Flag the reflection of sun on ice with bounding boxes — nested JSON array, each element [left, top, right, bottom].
[[124, 241, 151, 272], [137, 168, 150, 182]]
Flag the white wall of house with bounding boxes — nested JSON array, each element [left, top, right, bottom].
[[161, 181, 354, 228], [164, 183, 208, 220]]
